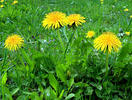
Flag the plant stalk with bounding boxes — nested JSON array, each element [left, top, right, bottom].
[[105, 50, 109, 77], [57, 29, 65, 51]]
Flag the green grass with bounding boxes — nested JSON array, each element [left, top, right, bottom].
[[0, 0, 132, 100]]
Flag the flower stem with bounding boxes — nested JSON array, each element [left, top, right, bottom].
[[105, 50, 109, 77], [2, 50, 7, 68], [57, 29, 65, 51]]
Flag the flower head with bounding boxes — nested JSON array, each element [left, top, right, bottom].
[[0, 0, 4, 3], [42, 11, 67, 29], [12, 0, 18, 5], [125, 32, 130, 36], [67, 14, 86, 27], [94, 32, 122, 53], [100, 0, 104, 4], [124, 8, 128, 12], [4, 34, 24, 51], [0, 5, 4, 8], [86, 31, 95, 38], [130, 15, 132, 18]]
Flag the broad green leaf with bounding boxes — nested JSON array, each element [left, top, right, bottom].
[[84, 86, 93, 95], [67, 78, 74, 91], [56, 64, 67, 83], [11, 87, 19, 96], [4, 86, 13, 100], [44, 87, 57, 100], [48, 74, 59, 92], [59, 89, 64, 99], [23, 91, 32, 95], [95, 89, 102, 98], [21, 49, 34, 72], [118, 42, 132, 61], [2, 72, 7, 85], [65, 93, 75, 100], [17, 95, 27, 100], [74, 82, 89, 87], [30, 92, 41, 100]]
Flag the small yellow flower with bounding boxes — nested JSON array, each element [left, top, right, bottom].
[[67, 14, 86, 27], [0, 0, 4, 3], [130, 15, 132, 18], [94, 32, 122, 53], [86, 31, 95, 38], [4, 34, 24, 51], [0, 5, 4, 8], [12, 0, 18, 5], [124, 8, 128, 12], [125, 32, 130, 35], [100, 0, 104, 4], [42, 11, 67, 29]]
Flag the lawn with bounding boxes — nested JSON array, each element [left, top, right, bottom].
[[0, 0, 132, 100]]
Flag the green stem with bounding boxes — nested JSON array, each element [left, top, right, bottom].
[[37, 40, 41, 51], [89, 95, 92, 100], [63, 27, 68, 42], [64, 32, 74, 57], [57, 29, 65, 51], [105, 50, 109, 77], [2, 50, 7, 68]]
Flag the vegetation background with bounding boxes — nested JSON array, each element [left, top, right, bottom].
[[0, 0, 132, 100]]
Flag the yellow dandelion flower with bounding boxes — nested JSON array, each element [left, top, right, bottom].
[[86, 31, 95, 38], [67, 14, 86, 27], [12, 0, 18, 5], [124, 8, 128, 12], [130, 15, 132, 18], [0, 5, 4, 8], [4, 34, 24, 51], [100, 0, 104, 4], [94, 32, 122, 53], [125, 32, 130, 35], [0, 0, 4, 3], [42, 11, 67, 29]]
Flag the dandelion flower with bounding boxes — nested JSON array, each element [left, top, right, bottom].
[[0, 0, 4, 3], [125, 32, 130, 36], [124, 8, 128, 12], [0, 5, 4, 8], [94, 32, 122, 53], [5, 34, 24, 51], [86, 31, 95, 38], [130, 15, 132, 18], [100, 0, 104, 4], [12, 0, 18, 5], [67, 14, 86, 27], [42, 11, 67, 29]]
